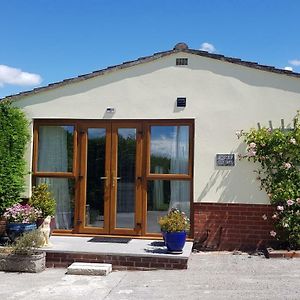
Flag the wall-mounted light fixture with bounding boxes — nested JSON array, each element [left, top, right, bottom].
[[176, 97, 186, 108], [106, 107, 115, 113]]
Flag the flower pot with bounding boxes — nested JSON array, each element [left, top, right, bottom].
[[0, 251, 45, 273], [0, 218, 6, 237], [164, 231, 187, 254], [6, 223, 37, 242]]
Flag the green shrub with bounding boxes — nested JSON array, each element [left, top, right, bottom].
[[12, 230, 44, 255], [0, 101, 30, 215], [159, 208, 190, 232], [239, 112, 300, 249], [29, 184, 56, 218]]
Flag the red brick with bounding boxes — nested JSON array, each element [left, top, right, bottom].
[[134, 262, 151, 268], [193, 202, 276, 251]]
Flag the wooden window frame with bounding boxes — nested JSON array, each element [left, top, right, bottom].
[[32, 119, 194, 238], [142, 119, 194, 237], [33, 119, 79, 234], [145, 120, 194, 180], [32, 119, 78, 178]]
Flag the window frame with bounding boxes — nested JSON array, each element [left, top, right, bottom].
[[145, 120, 194, 181], [32, 119, 78, 178], [143, 120, 194, 236]]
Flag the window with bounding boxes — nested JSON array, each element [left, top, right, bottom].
[[146, 122, 193, 233], [37, 126, 74, 173], [33, 121, 78, 231]]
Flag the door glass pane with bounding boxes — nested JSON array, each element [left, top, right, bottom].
[[38, 126, 74, 172], [147, 180, 190, 233], [116, 128, 136, 229], [150, 126, 189, 174], [85, 128, 106, 227], [36, 177, 75, 230]]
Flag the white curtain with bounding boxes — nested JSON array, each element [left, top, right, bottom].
[[38, 126, 73, 229], [169, 126, 190, 215]]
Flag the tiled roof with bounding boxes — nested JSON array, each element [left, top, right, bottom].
[[2, 43, 300, 102]]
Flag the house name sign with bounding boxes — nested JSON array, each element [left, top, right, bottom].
[[216, 154, 235, 166]]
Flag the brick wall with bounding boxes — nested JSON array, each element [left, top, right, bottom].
[[46, 252, 188, 270], [193, 203, 275, 251]]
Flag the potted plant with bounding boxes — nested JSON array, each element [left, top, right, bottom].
[[0, 230, 46, 273], [29, 183, 56, 246], [3, 204, 41, 242], [158, 208, 190, 254]]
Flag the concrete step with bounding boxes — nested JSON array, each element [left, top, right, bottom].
[[67, 262, 112, 276]]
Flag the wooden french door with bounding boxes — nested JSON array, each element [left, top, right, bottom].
[[78, 121, 142, 235]]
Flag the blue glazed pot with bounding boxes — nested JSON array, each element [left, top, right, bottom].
[[164, 231, 187, 254], [6, 223, 37, 242]]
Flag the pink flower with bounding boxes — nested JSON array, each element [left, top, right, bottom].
[[247, 150, 256, 157], [267, 128, 272, 133], [270, 230, 277, 237], [296, 198, 300, 204], [283, 162, 292, 169], [287, 199, 295, 206], [277, 206, 284, 211], [272, 214, 278, 219], [249, 142, 257, 149], [262, 214, 267, 220]]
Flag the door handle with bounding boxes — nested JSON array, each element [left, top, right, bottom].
[[100, 176, 109, 188]]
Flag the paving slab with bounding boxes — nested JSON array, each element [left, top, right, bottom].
[[67, 262, 112, 276], [44, 236, 193, 259]]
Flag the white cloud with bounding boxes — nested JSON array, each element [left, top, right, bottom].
[[288, 59, 300, 67], [0, 65, 42, 87], [284, 66, 293, 71], [200, 42, 216, 53]]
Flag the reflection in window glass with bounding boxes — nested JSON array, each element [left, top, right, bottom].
[[86, 128, 106, 228], [150, 126, 189, 174], [116, 128, 136, 228], [36, 177, 75, 230], [147, 180, 190, 233], [38, 126, 74, 172]]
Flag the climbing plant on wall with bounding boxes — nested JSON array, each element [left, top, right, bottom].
[[237, 112, 300, 249], [0, 101, 30, 215]]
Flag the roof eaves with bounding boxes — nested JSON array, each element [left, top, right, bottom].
[[1, 47, 300, 102], [184, 49, 300, 78], [1, 49, 177, 102]]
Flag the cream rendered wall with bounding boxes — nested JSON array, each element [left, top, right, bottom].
[[15, 53, 300, 204]]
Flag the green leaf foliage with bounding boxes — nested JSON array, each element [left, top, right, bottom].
[[241, 113, 300, 249], [29, 184, 56, 218], [159, 208, 190, 232], [0, 101, 30, 215]]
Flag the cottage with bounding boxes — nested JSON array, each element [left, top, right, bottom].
[[2, 43, 300, 250]]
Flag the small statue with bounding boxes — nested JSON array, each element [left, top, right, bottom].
[[39, 216, 52, 247]]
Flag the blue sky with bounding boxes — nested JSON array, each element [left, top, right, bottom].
[[1, 0, 300, 98]]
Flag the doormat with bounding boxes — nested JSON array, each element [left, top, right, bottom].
[[88, 237, 132, 244]]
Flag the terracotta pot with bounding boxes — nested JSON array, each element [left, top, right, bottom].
[[0, 218, 7, 237]]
